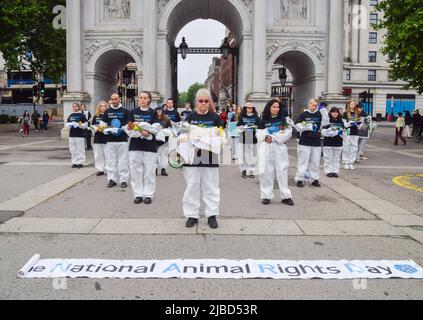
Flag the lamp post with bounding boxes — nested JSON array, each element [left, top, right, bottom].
[[179, 37, 188, 60], [221, 37, 231, 60]]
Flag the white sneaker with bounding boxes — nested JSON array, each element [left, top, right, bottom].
[[349, 164, 355, 170], [344, 164, 350, 170]]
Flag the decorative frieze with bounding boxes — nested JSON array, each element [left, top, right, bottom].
[[266, 39, 325, 62], [85, 39, 143, 63], [104, 0, 131, 19]]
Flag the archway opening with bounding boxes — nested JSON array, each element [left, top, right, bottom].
[[159, 0, 248, 108], [93, 49, 138, 109], [271, 51, 318, 117]]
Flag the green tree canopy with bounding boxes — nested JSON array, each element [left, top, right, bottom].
[[178, 91, 188, 106], [0, 0, 66, 83], [376, 0, 423, 93], [186, 82, 206, 107]]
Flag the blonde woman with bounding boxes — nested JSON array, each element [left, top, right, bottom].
[[91, 101, 109, 176], [342, 100, 361, 170]]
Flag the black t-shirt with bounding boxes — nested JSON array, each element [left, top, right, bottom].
[[184, 111, 222, 168], [323, 118, 344, 147], [165, 109, 181, 123], [258, 115, 288, 135], [343, 112, 359, 136], [237, 115, 260, 144], [128, 108, 158, 153], [296, 111, 323, 147], [67, 112, 88, 138], [101, 107, 130, 143], [92, 114, 107, 145]]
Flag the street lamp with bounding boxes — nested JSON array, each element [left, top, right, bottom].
[[122, 67, 134, 86], [179, 37, 188, 60], [279, 66, 287, 87], [221, 37, 231, 60]]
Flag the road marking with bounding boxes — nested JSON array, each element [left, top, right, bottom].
[[392, 174, 423, 193]]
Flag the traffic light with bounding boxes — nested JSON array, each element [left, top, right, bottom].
[[359, 91, 367, 103], [32, 85, 38, 97], [38, 81, 46, 96]]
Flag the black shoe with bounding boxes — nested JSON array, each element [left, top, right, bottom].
[[186, 218, 198, 228], [242, 171, 247, 178], [156, 169, 158, 176], [262, 199, 271, 205], [326, 173, 333, 178], [282, 198, 295, 206], [87, 147, 93, 151], [96, 171, 104, 176], [161, 169, 168, 176], [144, 197, 152, 205], [208, 216, 218, 229], [107, 180, 117, 188], [332, 173, 339, 178], [121, 182, 128, 189], [249, 174, 255, 178], [312, 180, 321, 187], [297, 181, 305, 188], [77, 164, 84, 169], [72, 164, 78, 168], [134, 197, 143, 204]]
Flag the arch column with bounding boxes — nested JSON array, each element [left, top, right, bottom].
[[322, 0, 348, 108]]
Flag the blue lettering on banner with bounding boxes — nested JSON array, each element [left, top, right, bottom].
[[394, 264, 418, 274], [50, 263, 72, 273], [344, 263, 365, 273], [258, 264, 277, 274], [162, 263, 181, 273]]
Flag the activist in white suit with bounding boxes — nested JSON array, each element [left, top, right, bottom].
[[256, 99, 294, 206], [183, 89, 223, 229], [100, 94, 130, 189]]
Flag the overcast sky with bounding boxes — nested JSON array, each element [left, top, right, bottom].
[[175, 20, 226, 92]]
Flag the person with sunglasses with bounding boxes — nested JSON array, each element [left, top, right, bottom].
[[183, 89, 223, 229]]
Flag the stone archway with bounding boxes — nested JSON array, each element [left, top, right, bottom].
[[157, 0, 252, 104], [267, 42, 325, 117], [85, 44, 142, 112]]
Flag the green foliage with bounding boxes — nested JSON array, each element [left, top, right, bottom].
[[178, 91, 188, 106], [186, 83, 206, 107], [0, 0, 66, 83], [9, 116, 18, 124], [0, 114, 10, 124], [376, 0, 423, 93]]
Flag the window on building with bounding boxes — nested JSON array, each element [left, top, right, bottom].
[[368, 70, 376, 81], [388, 70, 396, 82], [369, 32, 377, 44], [370, 0, 378, 6], [370, 13, 378, 25], [345, 69, 351, 81], [368, 51, 377, 63]]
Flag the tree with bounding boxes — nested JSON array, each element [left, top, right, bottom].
[[186, 82, 206, 107], [0, 0, 66, 83], [178, 91, 188, 106], [376, 0, 423, 93]]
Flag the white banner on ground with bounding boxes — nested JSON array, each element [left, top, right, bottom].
[[18, 255, 423, 279]]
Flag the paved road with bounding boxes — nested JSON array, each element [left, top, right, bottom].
[[0, 125, 422, 300]]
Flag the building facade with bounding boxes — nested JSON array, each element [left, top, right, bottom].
[[62, 0, 421, 122]]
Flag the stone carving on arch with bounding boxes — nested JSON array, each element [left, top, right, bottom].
[[266, 39, 325, 74], [85, 39, 143, 73], [158, 0, 252, 33]]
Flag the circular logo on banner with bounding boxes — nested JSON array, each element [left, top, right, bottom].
[[111, 119, 122, 128], [394, 264, 418, 274]]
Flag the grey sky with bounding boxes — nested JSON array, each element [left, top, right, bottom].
[[175, 20, 226, 92]]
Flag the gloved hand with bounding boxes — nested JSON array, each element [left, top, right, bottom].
[[112, 128, 124, 136], [312, 124, 319, 133], [350, 121, 357, 127], [267, 126, 280, 135], [318, 104, 326, 111], [338, 129, 344, 136]]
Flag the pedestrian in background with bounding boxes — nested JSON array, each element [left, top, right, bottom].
[[42, 111, 50, 131], [21, 111, 31, 136], [404, 110, 412, 138], [394, 112, 406, 146], [31, 110, 40, 132]]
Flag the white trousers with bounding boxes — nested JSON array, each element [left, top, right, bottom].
[[260, 144, 292, 200], [357, 138, 368, 158], [105, 142, 129, 184], [183, 167, 220, 219], [342, 135, 359, 165], [323, 147, 342, 174], [69, 138, 86, 165], [157, 143, 169, 170], [238, 143, 257, 174], [129, 151, 158, 199], [93, 143, 107, 173], [230, 137, 239, 160], [295, 145, 321, 182], [404, 125, 412, 138]]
